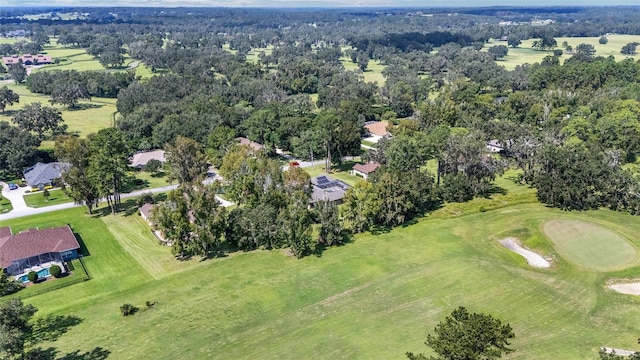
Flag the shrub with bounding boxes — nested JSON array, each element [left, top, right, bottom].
[[49, 265, 62, 278], [120, 303, 138, 316], [136, 192, 154, 207], [0, 271, 23, 296], [27, 271, 38, 283]]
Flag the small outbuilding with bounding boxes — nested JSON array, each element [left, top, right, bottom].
[[351, 162, 381, 180]]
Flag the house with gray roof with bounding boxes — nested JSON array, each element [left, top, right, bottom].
[[23, 162, 70, 191], [130, 149, 166, 169], [310, 174, 350, 205]]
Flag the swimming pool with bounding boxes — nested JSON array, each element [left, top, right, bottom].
[[18, 267, 51, 283]]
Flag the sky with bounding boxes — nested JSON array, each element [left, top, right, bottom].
[[5, 0, 640, 7]]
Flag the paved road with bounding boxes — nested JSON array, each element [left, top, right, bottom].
[[0, 182, 233, 221]]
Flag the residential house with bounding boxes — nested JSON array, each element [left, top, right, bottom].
[[23, 162, 70, 191], [486, 140, 504, 153], [310, 174, 350, 204], [364, 121, 390, 139], [2, 54, 52, 67], [3, 30, 30, 38], [351, 162, 381, 180], [0, 225, 80, 280], [236, 137, 263, 152], [130, 149, 166, 169]]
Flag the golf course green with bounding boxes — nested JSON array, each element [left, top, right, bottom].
[[543, 219, 638, 271]]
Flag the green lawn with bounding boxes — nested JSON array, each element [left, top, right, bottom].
[[3, 202, 640, 359], [543, 219, 639, 271], [0, 193, 12, 214], [0, 84, 116, 147], [303, 162, 362, 186], [23, 189, 73, 208]]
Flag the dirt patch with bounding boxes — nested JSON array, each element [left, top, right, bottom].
[[500, 237, 550, 268]]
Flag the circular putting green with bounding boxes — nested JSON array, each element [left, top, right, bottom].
[[543, 219, 637, 271]]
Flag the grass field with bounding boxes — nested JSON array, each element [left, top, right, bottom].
[[3, 181, 640, 359], [23, 189, 73, 208], [0, 84, 116, 147], [489, 34, 640, 70], [543, 219, 638, 271], [0, 193, 12, 214], [304, 161, 362, 186]]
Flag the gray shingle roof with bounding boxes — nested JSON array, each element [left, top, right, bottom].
[[310, 174, 350, 203], [23, 162, 70, 188]]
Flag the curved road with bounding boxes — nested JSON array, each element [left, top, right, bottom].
[[0, 182, 233, 221]]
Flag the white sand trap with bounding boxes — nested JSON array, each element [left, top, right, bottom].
[[609, 283, 640, 295], [500, 237, 550, 268]]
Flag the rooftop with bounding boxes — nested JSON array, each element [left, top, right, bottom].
[[236, 137, 263, 152], [364, 121, 389, 137], [23, 162, 70, 188], [0, 226, 80, 268], [130, 150, 166, 168], [353, 162, 381, 175], [310, 174, 350, 203]]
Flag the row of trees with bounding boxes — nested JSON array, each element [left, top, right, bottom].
[[149, 137, 344, 259]]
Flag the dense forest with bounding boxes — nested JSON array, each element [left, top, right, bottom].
[[2, 6, 640, 258]]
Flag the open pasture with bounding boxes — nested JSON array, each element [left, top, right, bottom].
[[2, 201, 640, 359]]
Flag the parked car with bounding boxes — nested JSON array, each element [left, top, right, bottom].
[[8, 183, 18, 190]]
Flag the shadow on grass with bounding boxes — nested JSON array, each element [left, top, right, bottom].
[[481, 184, 508, 198], [0, 109, 20, 117], [92, 199, 138, 218], [25, 346, 111, 360], [313, 232, 354, 258], [73, 232, 91, 257], [30, 314, 83, 343], [66, 103, 104, 111]]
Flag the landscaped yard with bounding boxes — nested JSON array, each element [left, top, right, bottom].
[[303, 162, 362, 186], [23, 189, 73, 208]]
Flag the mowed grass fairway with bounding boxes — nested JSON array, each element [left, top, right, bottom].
[[3, 203, 640, 359], [543, 219, 638, 271], [487, 34, 640, 70]]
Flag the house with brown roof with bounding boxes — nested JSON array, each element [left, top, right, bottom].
[[364, 121, 390, 138], [2, 54, 52, 67], [351, 162, 381, 180], [236, 137, 263, 152], [0, 225, 80, 280]]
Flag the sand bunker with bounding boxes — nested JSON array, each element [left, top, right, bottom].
[[608, 283, 640, 295], [500, 238, 550, 268]]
